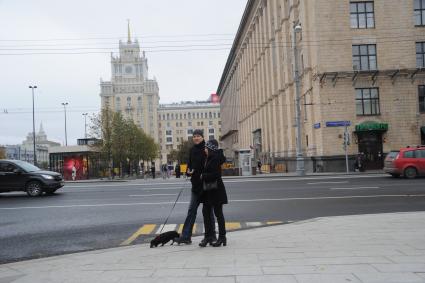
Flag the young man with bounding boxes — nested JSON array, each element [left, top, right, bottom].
[[175, 129, 216, 244]]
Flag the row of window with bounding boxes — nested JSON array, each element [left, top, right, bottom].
[[355, 86, 425, 116], [350, 1, 425, 28], [163, 128, 216, 137], [159, 111, 220, 121], [159, 120, 220, 128], [352, 42, 425, 71]]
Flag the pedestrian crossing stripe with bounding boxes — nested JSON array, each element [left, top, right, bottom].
[[120, 221, 284, 246]]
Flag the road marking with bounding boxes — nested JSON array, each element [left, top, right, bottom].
[[266, 221, 284, 225], [64, 175, 386, 188], [2, 194, 425, 210], [128, 194, 177, 197], [177, 224, 184, 234], [120, 221, 283, 246], [0, 202, 185, 210], [120, 224, 156, 246], [230, 194, 425, 202], [154, 224, 178, 234], [308, 181, 349, 185], [225, 222, 241, 230], [330, 186, 380, 190], [246, 222, 262, 227]]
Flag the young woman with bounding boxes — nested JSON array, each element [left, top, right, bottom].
[[200, 139, 228, 247]]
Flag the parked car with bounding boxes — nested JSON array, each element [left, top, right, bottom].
[[0, 160, 64, 196], [384, 146, 425, 178]]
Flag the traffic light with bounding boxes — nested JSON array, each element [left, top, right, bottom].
[[343, 131, 350, 145]]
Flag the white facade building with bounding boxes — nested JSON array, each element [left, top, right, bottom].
[[158, 101, 221, 165]]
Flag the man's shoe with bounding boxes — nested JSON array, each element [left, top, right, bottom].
[[175, 237, 192, 245]]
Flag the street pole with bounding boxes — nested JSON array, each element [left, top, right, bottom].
[[62, 102, 68, 146], [82, 113, 88, 138], [344, 123, 350, 174], [29, 85, 37, 166], [293, 23, 305, 176]]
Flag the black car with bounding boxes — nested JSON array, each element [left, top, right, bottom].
[[0, 160, 64, 197]]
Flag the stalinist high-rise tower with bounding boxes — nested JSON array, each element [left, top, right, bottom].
[[99, 22, 159, 141]]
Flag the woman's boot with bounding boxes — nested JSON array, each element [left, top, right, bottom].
[[212, 236, 227, 247], [199, 237, 216, 247]]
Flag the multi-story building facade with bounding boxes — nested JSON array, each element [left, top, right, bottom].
[[100, 25, 159, 141], [158, 102, 221, 165], [218, 0, 425, 172]]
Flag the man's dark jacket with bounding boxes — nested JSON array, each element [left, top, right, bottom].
[[187, 140, 206, 194]]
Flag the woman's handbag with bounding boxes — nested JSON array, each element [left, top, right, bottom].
[[203, 180, 218, 191]]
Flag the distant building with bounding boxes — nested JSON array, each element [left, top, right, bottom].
[[158, 100, 221, 165], [4, 123, 60, 167], [100, 23, 159, 142]]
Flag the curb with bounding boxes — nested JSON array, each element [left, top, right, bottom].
[[64, 180, 128, 184], [222, 171, 386, 179]]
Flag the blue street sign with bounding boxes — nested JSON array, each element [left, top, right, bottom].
[[314, 123, 321, 129], [325, 121, 351, 127]]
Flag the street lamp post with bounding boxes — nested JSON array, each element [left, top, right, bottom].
[[29, 86, 37, 166], [62, 102, 69, 146], [293, 22, 305, 176], [82, 113, 88, 138]]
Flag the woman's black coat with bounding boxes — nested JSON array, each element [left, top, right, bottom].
[[200, 151, 228, 205]]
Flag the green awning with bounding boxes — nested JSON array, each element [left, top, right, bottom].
[[355, 121, 388, 132]]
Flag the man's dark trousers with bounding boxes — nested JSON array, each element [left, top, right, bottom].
[[181, 192, 215, 240]]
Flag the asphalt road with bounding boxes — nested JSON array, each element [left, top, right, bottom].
[[1, 174, 424, 264]]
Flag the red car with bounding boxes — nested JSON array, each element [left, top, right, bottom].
[[384, 146, 425, 178]]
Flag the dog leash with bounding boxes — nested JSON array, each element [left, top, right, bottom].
[[158, 177, 188, 235]]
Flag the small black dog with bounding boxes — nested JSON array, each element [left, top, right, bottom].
[[150, 231, 179, 248]]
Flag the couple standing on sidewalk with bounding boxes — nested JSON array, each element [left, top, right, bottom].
[[175, 129, 228, 247]]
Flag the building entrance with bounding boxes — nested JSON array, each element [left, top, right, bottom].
[[357, 131, 384, 170]]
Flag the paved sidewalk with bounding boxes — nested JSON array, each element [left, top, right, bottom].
[[1, 212, 425, 283]]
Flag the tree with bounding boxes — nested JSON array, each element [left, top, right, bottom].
[[0, 147, 6, 159], [168, 140, 193, 164], [88, 108, 160, 178], [89, 108, 114, 178]]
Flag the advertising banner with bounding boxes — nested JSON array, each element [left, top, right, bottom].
[[63, 156, 88, 181]]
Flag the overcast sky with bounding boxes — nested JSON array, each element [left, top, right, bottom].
[[0, 0, 246, 145]]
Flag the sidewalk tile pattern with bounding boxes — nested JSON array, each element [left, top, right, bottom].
[[2, 212, 425, 283]]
